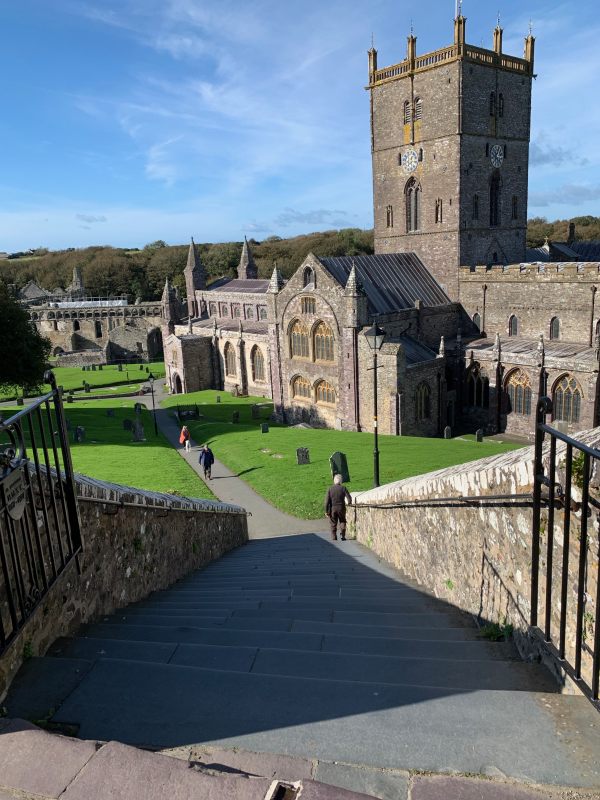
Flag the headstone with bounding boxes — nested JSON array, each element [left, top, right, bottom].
[[91, 364, 96, 371], [132, 418, 145, 442], [106, 408, 115, 418], [66, 394, 73, 404], [118, 364, 123, 372], [145, 366, 149, 373], [84, 382, 90, 394], [123, 419, 133, 431], [232, 411, 240, 423], [296, 447, 310, 465], [231, 385, 240, 398], [475, 428, 484, 442], [329, 451, 350, 483], [98, 364, 103, 371], [139, 364, 144, 371], [16, 397, 24, 406], [444, 426, 452, 439], [74, 426, 85, 443], [261, 423, 269, 434], [216, 396, 221, 404], [251, 405, 260, 420], [134, 402, 142, 414]]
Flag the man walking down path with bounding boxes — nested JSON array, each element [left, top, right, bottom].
[[199, 444, 215, 480], [324, 474, 352, 541]]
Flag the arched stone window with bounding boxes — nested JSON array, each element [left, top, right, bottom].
[[466, 367, 489, 408], [251, 346, 265, 382], [403, 100, 411, 124], [292, 375, 311, 400], [73, 319, 80, 332], [414, 97, 422, 120], [473, 312, 481, 331], [94, 320, 102, 338], [314, 322, 334, 362], [489, 92, 496, 116], [498, 93, 504, 117], [490, 172, 501, 227], [290, 320, 310, 359], [508, 314, 518, 337], [315, 380, 335, 405], [549, 317, 560, 340], [553, 375, 582, 424], [416, 382, 431, 421], [405, 178, 421, 232], [224, 342, 236, 377], [505, 369, 532, 416], [303, 267, 315, 288], [386, 205, 394, 228]]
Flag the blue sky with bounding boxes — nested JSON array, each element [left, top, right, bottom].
[[1, 0, 599, 251]]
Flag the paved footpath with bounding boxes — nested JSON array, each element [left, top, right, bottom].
[[142, 385, 326, 539]]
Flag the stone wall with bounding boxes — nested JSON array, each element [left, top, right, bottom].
[[351, 430, 600, 691], [0, 472, 248, 700]]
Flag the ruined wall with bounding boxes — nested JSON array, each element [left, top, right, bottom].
[[351, 431, 600, 691], [0, 473, 248, 699]]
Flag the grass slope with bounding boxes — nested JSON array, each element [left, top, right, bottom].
[[162, 391, 521, 519], [3, 398, 214, 500]]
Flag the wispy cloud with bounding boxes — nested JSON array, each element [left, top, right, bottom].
[[529, 184, 600, 208], [275, 208, 353, 228], [76, 213, 107, 223]]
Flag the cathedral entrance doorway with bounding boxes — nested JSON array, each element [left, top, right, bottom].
[[173, 374, 183, 394]]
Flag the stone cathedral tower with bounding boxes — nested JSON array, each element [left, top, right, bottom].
[[368, 13, 535, 298]]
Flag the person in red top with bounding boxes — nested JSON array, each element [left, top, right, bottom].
[[324, 474, 352, 541], [179, 425, 191, 452]]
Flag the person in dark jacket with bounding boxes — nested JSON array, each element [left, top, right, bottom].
[[324, 474, 352, 541], [199, 444, 215, 480]]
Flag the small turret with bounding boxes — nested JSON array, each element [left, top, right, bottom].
[[184, 237, 206, 317], [267, 264, 284, 294], [161, 277, 180, 332], [344, 261, 363, 296], [493, 16, 503, 54], [237, 237, 258, 280]]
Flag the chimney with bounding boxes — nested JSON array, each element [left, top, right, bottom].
[[567, 222, 576, 245]]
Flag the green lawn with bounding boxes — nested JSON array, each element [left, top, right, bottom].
[[162, 391, 522, 519], [0, 362, 167, 402], [3, 398, 214, 501]]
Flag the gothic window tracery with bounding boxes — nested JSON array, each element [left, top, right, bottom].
[[416, 382, 431, 421], [251, 346, 265, 382], [303, 267, 315, 288], [505, 369, 532, 416], [466, 367, 489, 408], [316, 380, 335, 405], [314, 322, 334, 362], [414, 97, 423, 120], [224, 342, 236, 377], [405, 178, 421, 232], [290, 320, 310, 358], [553, 375, 582, 424], [292, 375, 311, 400], [403, 100, 411, 125], [301, 297, 316, 315]]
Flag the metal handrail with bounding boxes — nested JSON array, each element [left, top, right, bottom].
[[353, 492, 535, 510]]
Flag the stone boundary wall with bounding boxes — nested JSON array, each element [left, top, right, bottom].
[[0, 472, 248, 699], [351, 430, 600, 691]]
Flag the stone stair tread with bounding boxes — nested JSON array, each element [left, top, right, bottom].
[[291, 618, 466, 638], [49, 657, 600, 787], [4, 657, 94, 722], [48, 637, 177, 664], [102, 614, 295, 632]]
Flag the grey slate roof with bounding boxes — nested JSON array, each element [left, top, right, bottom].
[[569, 241, 600, 261], [207, 278, 269, 294], [318, 254, 450, 313], [398, 335, 438, 365], [469, 337, 597, 365]]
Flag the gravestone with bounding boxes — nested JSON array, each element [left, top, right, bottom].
[[251, 405, 260, 420], [231, 385, 240, 398], [296, 447, 310, 465], [66, 394, 73, 404], [476, 428, 484, 442], [84, 382, 90, 394], [98, 365, 103, 371], [261, 423, 269, 434], [216, 396, 221, 404], [106, 408, 115, 418], [118, 364, 123, 372], [134, 402, 142, 414], [123, 419, 133, 431], [232, 411, 240, 423], [132, 419, 145, 442], [91, 365, 96, 371], [329, 451, 350, 483], [16, 397, 24, 406], [139, 364, 144, 371], [444, 426, 452, 439], [74, 426, 85, 443]]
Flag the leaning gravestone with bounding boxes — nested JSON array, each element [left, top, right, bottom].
[[251, 405, 260, 420], [444, 426, 452, 439], [132, 419, 145, 442], [261, 423, 269, 434], [91, 365, 96, 371], [106, 408, 115, 418], [476, 428, 484, 442], [329, 451, 350, 483], [296, 447, 310, 465], [232, 411, 240, 423], [123, 419, 133, 431], [84, 382, 90, 394], [139, 364, 144, 371], [216, 396, 221, 404]]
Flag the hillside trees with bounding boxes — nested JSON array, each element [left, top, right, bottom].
[[0, 282, 51, 394]]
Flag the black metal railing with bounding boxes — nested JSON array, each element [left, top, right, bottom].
[[532, 397, 600, 706], [0, 371, 82, 656]]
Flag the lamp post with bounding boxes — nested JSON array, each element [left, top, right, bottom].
[[148, 373, 158, 436], [364, 321, 386, 488]]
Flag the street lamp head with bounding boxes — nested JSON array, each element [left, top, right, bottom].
[[364, 322, 385, 352], [148, 373, 155, 385]]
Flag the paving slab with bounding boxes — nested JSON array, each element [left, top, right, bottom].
[[48, 638, 177, 664], [321, 634, 513, 659], [313, 762, 409, 800], [169, 643, 258, 671], [164, 744, 314, 781], [0, 720, 97, 798], [4, 657, 93, 721], [410, 775, 557, 799]]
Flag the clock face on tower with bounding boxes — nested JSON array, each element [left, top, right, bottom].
[[490, 144, 504, 168], [401, 149, 419, 174]]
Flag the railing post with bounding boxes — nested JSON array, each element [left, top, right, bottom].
[[531, 396, 552, 627]]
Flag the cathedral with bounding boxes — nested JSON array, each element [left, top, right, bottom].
[[162, 13, 600, 441]]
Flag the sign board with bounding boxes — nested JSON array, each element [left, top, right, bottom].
[[3, 466, 27, 521]]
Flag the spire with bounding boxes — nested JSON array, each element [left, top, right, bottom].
[[161, 276, 172, 304], [438, 336, 445, 357], [267, 264, 284, 294], [184, 237, 206, 315], [237, 236, 258, 280], [344, 261, 364, 296], [493, 12, 503, 54]]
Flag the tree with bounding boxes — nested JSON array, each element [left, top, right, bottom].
[[0, 282, 51, 395]]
